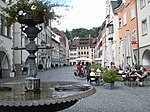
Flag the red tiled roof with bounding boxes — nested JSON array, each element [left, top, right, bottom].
[[69, 38, 97, 49], [51, 27, 66, 38]]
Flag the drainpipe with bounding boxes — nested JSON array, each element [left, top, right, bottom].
[[37, 28, 39, 70], [135, 0, 140, 65], [12, 24, 15, 69], [21, 25, 23, 66], [50, 19, 52, 68]]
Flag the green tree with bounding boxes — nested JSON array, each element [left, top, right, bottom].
[[64, 27, 100, 40]]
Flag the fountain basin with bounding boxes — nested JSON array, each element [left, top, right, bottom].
[[0, 81, 96, 112]]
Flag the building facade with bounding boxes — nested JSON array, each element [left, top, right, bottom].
[[69, 39, 78, 66], [115, 0, 139, 69], [0, 0, 13, 77], [94, 22, 105, 65], [69, 38, 96, 65], [109, 1, 120, 67], [52, 27, 70, 66], [136, 0, 150, 69]]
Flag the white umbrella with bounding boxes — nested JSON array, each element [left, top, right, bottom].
[[94, 58, 102, 61], [94, 58, 102, 64], [124, 32, 135, 70], [120, 40, 124, 69], [76, 57, 93, 62]]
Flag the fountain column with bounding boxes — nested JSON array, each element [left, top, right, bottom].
[[23, 26, 42, 92], [18, 14, 44, 92]]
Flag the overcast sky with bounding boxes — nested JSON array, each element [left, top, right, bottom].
[[51, 0, 106, 31]]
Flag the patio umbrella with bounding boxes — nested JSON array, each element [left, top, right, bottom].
[[120, 40, 124, 69], [94, 58, 102, 64], [123, 33, 135, 70], [76, 57, 93, 62]]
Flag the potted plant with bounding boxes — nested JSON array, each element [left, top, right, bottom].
[[102, 69, 121, 89], [89, 63, 103, 72], [134, 64, 142, 70], [2, 0, 61, 27]]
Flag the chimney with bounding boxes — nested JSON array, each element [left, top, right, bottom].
[[88, 34, 91, 38]]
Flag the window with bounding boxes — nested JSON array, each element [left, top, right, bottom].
[[6, 0, 12, 4], [70, 49, 76, 51], [119, 18, 122, 28], [0, 15, 5, 35], [123, 13, 127, 25], [125, 30, 130, 45], [70, 57, 74, 60], [126, 0, 130, 6], [7, 27, 11, 37], [123, 0, 126, 3], [108, 25, 114, 34], [131, 4, 135, 20], [140, 0, 146, 9], [132, 29, 136, 41], [142, 19, 148, 36]]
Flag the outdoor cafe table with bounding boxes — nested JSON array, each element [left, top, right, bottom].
[[126, 75, 137, 86]]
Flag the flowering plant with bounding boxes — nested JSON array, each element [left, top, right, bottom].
[[2, 0, 59, 27]]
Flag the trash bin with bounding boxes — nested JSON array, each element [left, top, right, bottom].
[[10, 67, 16, 77], [10, 72, 15, 77]]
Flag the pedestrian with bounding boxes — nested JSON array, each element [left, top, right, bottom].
[[89, 68, 96, 81], [77, 63, 81, 72], [12, 66, 16, 76], [85, 62, 90, 81]]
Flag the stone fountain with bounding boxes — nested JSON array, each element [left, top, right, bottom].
[[0, 13, 96, 112]]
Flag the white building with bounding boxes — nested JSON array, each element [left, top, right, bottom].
[[69, 38, 96, 66], [136, 0, 150, 69], [52, 27, 70, 66], [106, 1, 120, 68], [101, 21, 107, 67], [69, 39, 78, 66], [0, 0, 13, 77]]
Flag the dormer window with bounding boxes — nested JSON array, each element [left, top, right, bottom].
[[140, 0, 146, 9]]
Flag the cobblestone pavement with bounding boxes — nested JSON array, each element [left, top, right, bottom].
[[1, 66, 150, 112]]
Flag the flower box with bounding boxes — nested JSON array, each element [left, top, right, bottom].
[[18, 13, 44, 26]]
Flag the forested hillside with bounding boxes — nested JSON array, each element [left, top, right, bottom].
[[64, 27, 100, 40]]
